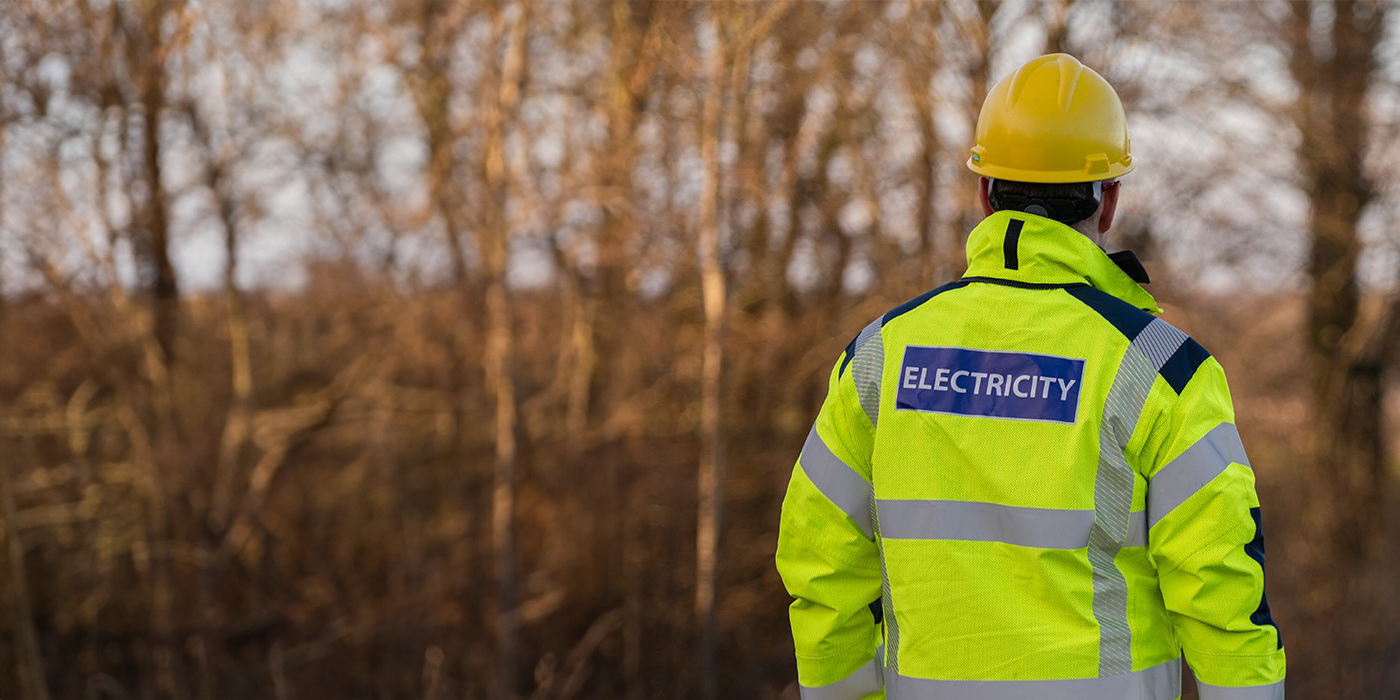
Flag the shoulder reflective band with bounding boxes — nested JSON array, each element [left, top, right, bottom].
[[875, 500, 1146, 549], [849, 317, 885, 427], [798, 427, 874, 539], [1148, 422, 1250, 529], [1067, 289, 1208, 395], [799, 646, 883, 700], [1195, 679, 1285, 700], [885, 657, 1179, 699], [1132, 318, 1188, 368]]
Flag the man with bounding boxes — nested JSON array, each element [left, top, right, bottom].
[[775, 54, 1286, 700]]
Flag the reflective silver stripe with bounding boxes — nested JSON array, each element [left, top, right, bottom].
[[800, 646, 884, 700], [849, 317, 885, 427], [872, 501, 1145, 550], [1132, 319, 1188, 370], [887, 657, 1180, 700], [1126, 509, 1147, 547], [1081, 319, 1184, 671], [1090, 341, 1157, 675], [1148, 422, 1250, 529], [799, 427, 874, 539], [846, 316, 887, 664], [1197, 679, 1285, 700], [1080, 319, 1185, 670], [877, 500, 1095, 549], [872, 504, 900, 674]]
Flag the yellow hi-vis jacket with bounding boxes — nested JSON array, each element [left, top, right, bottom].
[[777, 211, 1286, 700]]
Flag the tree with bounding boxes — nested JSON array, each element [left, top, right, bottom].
[[480, 3, 531, 696], [1286, 0, 1400, 693]]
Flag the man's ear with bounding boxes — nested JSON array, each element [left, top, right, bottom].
[[979, 177, 994, 217], [1098, 180, 1120, 234]]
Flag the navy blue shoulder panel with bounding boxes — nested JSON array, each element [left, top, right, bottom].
[[837, 331, 861, 377], [839, 279, 971, 378], [1159, 337, 1212, 394], [1065, 286, 1214, 394], [1244, 506, 1282, 648], [882, 279, 971, 326], [1064, 286, 1155, 341]]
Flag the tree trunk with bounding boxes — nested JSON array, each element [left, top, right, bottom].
[[1044, 0, 1071, 55], [899, 0, 942, 286], [483, 4, 530, 696], [1289, 0, 1387, 568], [955, 0, 997, 262], [199, 127, 255, 535], [117, 5, 186, 695], [1287, 2, 1392, 695], [696, 11, 728, 699], [0, 438, 50, 700], [140, 79, 179, 365]]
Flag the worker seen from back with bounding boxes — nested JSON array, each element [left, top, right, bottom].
[[775, 53, 1286, 699]]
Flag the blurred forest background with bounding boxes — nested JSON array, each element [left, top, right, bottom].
[[1, 0, 1398, 698]]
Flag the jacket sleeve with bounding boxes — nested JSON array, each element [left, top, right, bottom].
[[1138, 351, 1286, 699], [776, 350, 884, 700]]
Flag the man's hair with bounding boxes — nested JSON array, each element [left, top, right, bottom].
[[988, 179, 1101, 227]]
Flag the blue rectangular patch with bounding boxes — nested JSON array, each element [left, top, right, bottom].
[[895, 346, 1085, 424]]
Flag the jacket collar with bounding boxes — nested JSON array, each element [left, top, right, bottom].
[[962, 210, 1162, 314]]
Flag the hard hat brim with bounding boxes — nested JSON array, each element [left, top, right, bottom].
[[967, 157, 1134, 183]]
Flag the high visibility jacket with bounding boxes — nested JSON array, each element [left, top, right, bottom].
[[776, 211, 1286, 700]]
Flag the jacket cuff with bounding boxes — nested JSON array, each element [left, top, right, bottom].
[[800, 646, 883, 700], [1197, 678, 1284, 700]]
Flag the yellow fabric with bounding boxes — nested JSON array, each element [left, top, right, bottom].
[[777, 211, 1283, 695], [962, 211, 1159, 314], [1139, 358, 1287, 686], [778, 358, 883, 688], [967, 53, 1134, 183]]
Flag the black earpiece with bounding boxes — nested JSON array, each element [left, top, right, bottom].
[[988, 189, 1100, 226]]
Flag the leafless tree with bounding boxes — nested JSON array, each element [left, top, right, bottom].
[[0, 2, 1396, 698]]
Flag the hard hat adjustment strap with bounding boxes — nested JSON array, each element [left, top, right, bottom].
[[987, 177, 1103, 226]]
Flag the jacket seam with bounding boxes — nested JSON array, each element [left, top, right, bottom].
[[1059, 285, 1156, 343], [960, 275, 1091, 290], [1187, 649, 1286, 660], [817, 397, 874, 484], [1155, 518, 1252, 578], [783, 514, 882, 573], [795, 627, 880, 663], [1140, 363, 1231, 482]]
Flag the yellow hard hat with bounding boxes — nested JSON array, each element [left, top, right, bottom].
[[967, 53, 1133, 183]]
